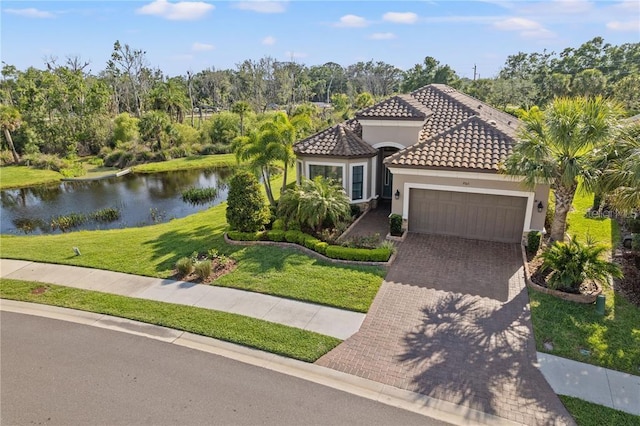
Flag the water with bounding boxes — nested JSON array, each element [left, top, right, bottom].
[[0, 167, 235, 235]]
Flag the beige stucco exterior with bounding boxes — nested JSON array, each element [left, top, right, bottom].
[[388, 167, 550, 233], [296, 155, 376, 204], [359, 120, 424, 149]]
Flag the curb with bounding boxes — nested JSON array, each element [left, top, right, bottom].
[[1, 300, 518, 426]]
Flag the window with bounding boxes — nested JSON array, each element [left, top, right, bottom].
[[309, 165, 343, 183], [296, 161, 303, 183], [352, 165, 363, 200]]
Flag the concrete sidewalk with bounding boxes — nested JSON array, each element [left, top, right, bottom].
[[1, 258, 638, 418], [0, 259, 365, 340], [537, 352, 640, 416]]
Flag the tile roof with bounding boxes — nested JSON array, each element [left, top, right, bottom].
[[356, 94, 432, 121], [385, 116, 515, 171], [294, 84, 522, 171], [293, 123, 377, 158]]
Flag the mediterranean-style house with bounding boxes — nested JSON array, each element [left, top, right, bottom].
[[293, 84, 549, 244]]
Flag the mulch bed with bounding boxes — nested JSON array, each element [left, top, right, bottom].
[[172, 256, 237, 284], [612, 251, 640, 307]]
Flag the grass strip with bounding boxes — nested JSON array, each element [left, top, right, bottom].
[[0, 279, 340, 362], [0, 166, 62, 189], [559, 395, 640, 426], [528, 288, 640, 375], [566, 187, 620, 249], [132, 154, 237, 173]]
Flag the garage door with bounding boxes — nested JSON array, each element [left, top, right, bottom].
[[408, 189, 527, 243]]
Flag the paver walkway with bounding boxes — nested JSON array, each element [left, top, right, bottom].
[[316, 234, 576, 425], [0, 259, 364, 340]]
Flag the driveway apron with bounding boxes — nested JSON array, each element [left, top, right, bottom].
[[316, 234, 575, 425]]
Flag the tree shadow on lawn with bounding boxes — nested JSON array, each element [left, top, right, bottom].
[[398, 289, 574, 425]]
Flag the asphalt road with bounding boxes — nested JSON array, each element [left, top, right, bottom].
[[1, 312, 449, 426]]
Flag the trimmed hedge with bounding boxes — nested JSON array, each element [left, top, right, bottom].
[[325, 245, 391, 262], [227, 230, 391, 262]]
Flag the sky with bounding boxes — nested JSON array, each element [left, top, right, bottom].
[[1, 1, 639, 79]]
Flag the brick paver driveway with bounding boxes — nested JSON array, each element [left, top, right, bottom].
[[317, 234, 574, 425]]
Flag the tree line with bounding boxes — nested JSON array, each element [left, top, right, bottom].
[[0, 37, 638, 167]]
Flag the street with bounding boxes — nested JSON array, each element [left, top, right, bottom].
[[1, 312, 449, 425]]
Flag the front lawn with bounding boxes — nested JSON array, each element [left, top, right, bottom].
[[0, 165, 62, 189], [529, 188, 640, 375], [0, 279, 340, 362], [0, 172, 384, 312]]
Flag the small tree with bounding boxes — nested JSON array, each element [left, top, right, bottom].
[[226, 172, 269, 232]]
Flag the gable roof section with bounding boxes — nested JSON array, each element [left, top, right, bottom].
[[385, 116, 515, 171], [356, 94, 432, 121], [293, 122, 377, 158]]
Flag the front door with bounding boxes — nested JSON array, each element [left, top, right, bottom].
[[379, 147, 398, 199]]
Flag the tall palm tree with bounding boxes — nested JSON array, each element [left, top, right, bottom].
[[231, 101, 251, 137], [260, 111, 312, 194], [231, 129, 278, 206], [503, 97, 622, 241], [0, 105, 22, 163], [139, 110, 171, 151]]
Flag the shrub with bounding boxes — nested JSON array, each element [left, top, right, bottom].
[[60, 162, 86, 178], [267, 230, 286, 242], [193, 260, 212, 280], [325, 245, 391, 262], [389, 213, 403, 236], [527, 231, 542, 255], [303, 237, 322, 251], [545, 196, 555, 232], [285, 230, 312, 245], [227, 230, 260, 241], [627, 217, 640, 234], [379, 240, 396, 253], [632, 234, 640, 252], [226, 172, 270, 232], [182, 187, 218, 205], [272, 218, 286, 231], [314, 241, 329, 255], [175, 257, 193, 277], [540, 235, 623, 293], [350, 204, 361, 218]]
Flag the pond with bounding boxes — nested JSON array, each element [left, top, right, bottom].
[[0, 167, 235, 235]]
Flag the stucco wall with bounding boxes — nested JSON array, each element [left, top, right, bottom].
[[296, 155, 376, 203], [388, 169, 550, 232], [360, 122, 422, 148]]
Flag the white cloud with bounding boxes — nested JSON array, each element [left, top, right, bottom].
[[262, 36, 276, 45], [334, 14, 369, 28], [493, 17, 556, 39], [368, 32, 397, 40], [382, 12, 418, 24], [4, 8, 55, 18], [233, 1, 287, 14], [607, 19, 640, 31], [136, 0, 214, 21], [192, 42, 214, 51]]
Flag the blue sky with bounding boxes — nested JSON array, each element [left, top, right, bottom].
[[2, 1, 638, 79]]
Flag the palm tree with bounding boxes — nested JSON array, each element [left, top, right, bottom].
[[231, 129, 278, 206], [139, 111, 171, 151], [297, 176, 351, 233], [598, 122, 640, 212], [0, 105, 22, 163], [260, 111, 312, 194], [540, 235, 622, 293], [503, 97, 622, 241], [231, 101, 251, 137]]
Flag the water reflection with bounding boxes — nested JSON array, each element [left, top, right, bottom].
[[0, 167, 235, 235]]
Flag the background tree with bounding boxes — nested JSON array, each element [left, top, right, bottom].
[[401, 56, 459, 92], [139, 111, 171, 151], [231, 101, 252, 136], [503, 97, 622, 241], [0, 105, 22, 162], [225, 171, 270, 232]]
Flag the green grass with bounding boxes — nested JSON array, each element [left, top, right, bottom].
[[529, 185, 639, 375], [559, 395, 640, 426], [0, 169, 384, 312], [0, 279, 340, 362], [216, 246, 385, 312], [529, 288, 640, 375], [0, 165, 62, 189], [567, 188, 620, 249], [132, 154, 237, 173]]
